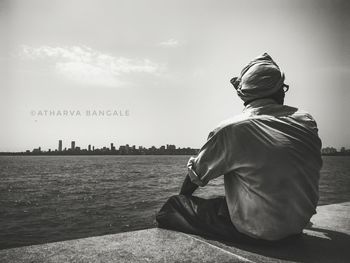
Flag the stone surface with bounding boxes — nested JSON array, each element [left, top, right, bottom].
[[0, 228, 249, 263], [0, 202, 349, 263], [311, 202, 350, 233], [199, 202, 350, 263]]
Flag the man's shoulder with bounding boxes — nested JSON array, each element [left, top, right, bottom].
[[207, 113, 252, 139], [207, 106, 318, 140], [287, 107, 319, 132], [217, 113, 252, 129], [247, 103, 317, 124], [289, 107, 316, 122]]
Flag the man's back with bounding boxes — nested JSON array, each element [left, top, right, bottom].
[[219, 99, 322, 240], [157, 53, 323, 242]]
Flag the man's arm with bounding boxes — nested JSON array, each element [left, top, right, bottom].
[[179, 173, 198, 195], [180, 128, 232, 194]]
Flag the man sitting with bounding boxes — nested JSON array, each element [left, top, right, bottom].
[[156, 53, 322, 242]]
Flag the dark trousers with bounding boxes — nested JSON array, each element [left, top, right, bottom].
[[156, 195, 303, 245], [156, 195, 259, 243]]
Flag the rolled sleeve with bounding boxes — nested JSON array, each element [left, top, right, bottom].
[[187, 129, 229, 186], [187, 157, 205, 186]]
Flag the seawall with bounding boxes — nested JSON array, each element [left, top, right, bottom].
[[0, 202, 349, 262]]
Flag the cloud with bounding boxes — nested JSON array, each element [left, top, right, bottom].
[[20, 45, 164, 87], [55, 61, 123, 87], [158, 39, 181, 48]]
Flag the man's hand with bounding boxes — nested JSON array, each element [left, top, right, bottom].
[[179, 174, 198, 196]]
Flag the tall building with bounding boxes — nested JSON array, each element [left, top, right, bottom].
[[71, 141, 75, 150], [58, 140, 62, 152], [88, 144, 91, 151], [110, 143, 115, 151]]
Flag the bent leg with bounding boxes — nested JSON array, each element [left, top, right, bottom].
[[156, 195, 246, 242]]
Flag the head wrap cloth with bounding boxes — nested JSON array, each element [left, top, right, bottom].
[[234, 53, 287, 103]]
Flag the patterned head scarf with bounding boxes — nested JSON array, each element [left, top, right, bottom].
[[231, 53, 289, 103]]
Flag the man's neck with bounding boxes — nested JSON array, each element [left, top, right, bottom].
[[244, 98, 279, 112]]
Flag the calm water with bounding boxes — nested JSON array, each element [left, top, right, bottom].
[[0, 155, 349, 249]]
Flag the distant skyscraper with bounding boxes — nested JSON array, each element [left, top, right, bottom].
[[88, 144, 91, 151], [58, 140, 62, 152], [71, 141, 75, 150], [111, 143, 115, 151]]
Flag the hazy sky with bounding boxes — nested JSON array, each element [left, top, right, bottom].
[[1, 0, 349, 151]]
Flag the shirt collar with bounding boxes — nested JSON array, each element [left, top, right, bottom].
[[243, 98, 278, 114]]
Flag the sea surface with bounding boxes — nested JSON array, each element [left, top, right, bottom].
[[0, 155, 349, 249]]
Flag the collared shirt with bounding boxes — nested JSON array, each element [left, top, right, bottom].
[[187, 99, 322, 240]]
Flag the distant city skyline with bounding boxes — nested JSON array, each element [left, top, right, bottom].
[[30, 139, 187, 152], [0, 138, 349, 155], [1, 0, 349, 151], [12, 139, 199, 153], [0, 139, 199, 156]]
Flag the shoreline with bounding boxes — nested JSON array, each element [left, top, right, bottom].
[[1, 153, 349, 156], [1, 202, 349, 262], [0, 153, 197, 156]]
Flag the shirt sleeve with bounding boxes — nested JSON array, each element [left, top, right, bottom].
[[187, 128, 231, 187]]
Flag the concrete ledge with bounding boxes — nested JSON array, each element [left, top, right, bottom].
[[0, 228, 247, 263], [0, 202, 349, 263], [195, 202, 350, 263]]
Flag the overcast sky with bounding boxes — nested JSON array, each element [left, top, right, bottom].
[[0, 0, 349, 151]]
